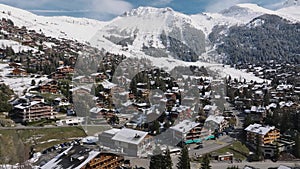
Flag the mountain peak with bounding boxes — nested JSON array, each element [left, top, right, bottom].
[[123, 7, 174, 17]]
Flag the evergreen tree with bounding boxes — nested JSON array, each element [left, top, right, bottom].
[[150, 154, 163, 169], [200, 154, 211, 169], [31, 79, 36, 86], [150, 146, 172, 169], [177, 145, 190, 169], [294, 133, 300, 158], [165, 148, 172, 169], [255, 135, 263, 161]]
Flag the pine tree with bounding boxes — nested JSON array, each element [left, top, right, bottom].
[[255, 135, 263, 161], [150, 154, 163, 169], [200, 154, 211, 169], [294, 133, 300, 158], [150, 147, 172, 169], [165, 148, 172, 169], [177, 145, 190, 169], [31, 79, 36, 86]]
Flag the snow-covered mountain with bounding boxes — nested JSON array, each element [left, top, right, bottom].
[[0, 4, 107, 43], [92, 7, 206, 61], [0, 3, 299, 62], [277, 0, 300, 20]]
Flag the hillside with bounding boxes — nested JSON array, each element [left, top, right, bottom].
[[0, 4, 107, 43], [210, 14, 300, 65]]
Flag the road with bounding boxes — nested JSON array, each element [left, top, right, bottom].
[[0, 124, 110, 130], [126, 156, 300, 169], [200, 160, 300, 169]]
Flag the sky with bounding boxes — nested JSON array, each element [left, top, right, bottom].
[[0, 0, 288, 21]]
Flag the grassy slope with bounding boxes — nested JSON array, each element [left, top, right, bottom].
[[0, 127, 87, 164]]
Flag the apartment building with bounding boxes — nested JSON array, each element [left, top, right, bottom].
[[245, 123, 280, 145]]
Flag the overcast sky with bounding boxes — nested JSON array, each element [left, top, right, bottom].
[[0, 0, 287, 21]]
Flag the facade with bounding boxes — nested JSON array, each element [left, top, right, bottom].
[[169, 120, 202, 145], [14, 101, 56, 122], [204, 115, 228, 133], [245, 123, 280, 145], [260, 138, 295, 158], [99, 128, 152, 157], [39, 80, 58, 94], [243, 123, 296, 158]]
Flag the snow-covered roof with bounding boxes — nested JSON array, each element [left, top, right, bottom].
[[244, 123, 276, 135], [89, 107, 103, 114], [101, 80, 117, 89], [40, 145, 101, 169], [278, 165, 292, 169], [170, 120, 200, 134], [14, 101, 41, 109], [111, 128, 148, 145], [103, 128, 121, 135], [205, 115, 225, 124]]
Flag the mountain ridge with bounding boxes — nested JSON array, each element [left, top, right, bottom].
[[0, 3, 299, 63]]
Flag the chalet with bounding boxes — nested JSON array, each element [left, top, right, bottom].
[[169, 120, 202, 145], [39, 80, 58, 94], [204, 115, 228, 133], [11, 68, 27, 76], [71, 86, 92, 95], [40, 145, 124, 169]]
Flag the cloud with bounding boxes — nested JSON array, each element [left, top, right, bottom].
[[0, 0, 133, 20], [0, 0, 50, 8], [151, 0, 173, 6], [262, 0, 286, 9], [205, 0, 250, 12], [205, 0, 286, 12], [90, 0, 133, 15]]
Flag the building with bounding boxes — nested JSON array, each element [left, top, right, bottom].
[[14, 101, 57, 122], [99, 128, 152, 157], [39, 80, 58, 94], [169, 120, 202, 145], [56, 117, 85, 126], [11, 68, 27, 76], [204, 115, 228, 133], [40, 145, 124, 169], [244, 123, 295, 158], [259, 138, 295, 158], [99, 128, 121, 148], [245, 123, 280, 145], [211, 152, 233, 161]]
